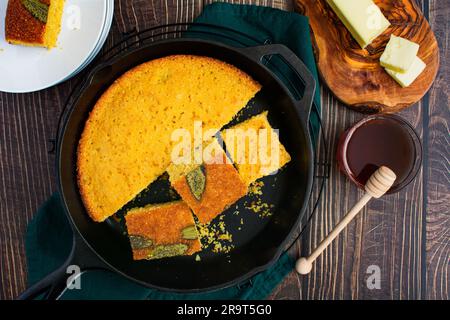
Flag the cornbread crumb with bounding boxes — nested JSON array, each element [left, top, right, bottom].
[[248, 180, 264, 196], [245, 200, 274, 218], [197, 221, 234, 254], [244, 180, 274, 218]]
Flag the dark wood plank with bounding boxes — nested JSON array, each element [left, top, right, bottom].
[[425, 0, 450, 301], [0, 0, 448, 300]]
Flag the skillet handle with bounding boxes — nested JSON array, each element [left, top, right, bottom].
[[17, 233, 110, 300], [238, 44, 316, 130]]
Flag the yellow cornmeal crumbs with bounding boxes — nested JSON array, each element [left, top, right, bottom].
[[197, 220, 234, 254], [245, 200, 274, 218], [193, 179, 273, 253], [244, 180, 275, 218], [248, 180, 264, 196]]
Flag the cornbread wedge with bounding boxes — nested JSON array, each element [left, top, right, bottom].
[[125, 201, 201, 260], [221, 111, 291, 186], [167, 140, 247, 224], [77, 55, 261, 222], [5, 0, 65, 49]]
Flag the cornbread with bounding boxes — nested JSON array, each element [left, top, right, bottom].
[[168, 141, 248, 224], [5, 0, 65, 49], [78, 55, 261, 222], [125, 201, 201, 260], [166, 138, 229, 182], [221, 111, 291, 186]]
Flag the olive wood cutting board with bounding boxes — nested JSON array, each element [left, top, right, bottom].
[[295, 0, 439, 113]]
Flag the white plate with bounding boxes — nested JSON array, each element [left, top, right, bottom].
[[65, 0, 114, 80], [0, 0, 107, 93]]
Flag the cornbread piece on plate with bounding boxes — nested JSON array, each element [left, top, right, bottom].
[[125, 201, 201, 260], [5, 0, 65, 48], [77, 55, 261, 222], [221, 111, 291, 186], [167, 139, 248, 224]]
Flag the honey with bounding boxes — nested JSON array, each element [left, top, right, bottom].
[[337, 115, 421, 193]]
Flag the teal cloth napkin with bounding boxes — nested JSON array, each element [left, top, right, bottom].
[[25, 2, 321, 300]]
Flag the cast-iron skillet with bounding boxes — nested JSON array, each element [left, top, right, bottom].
[[19, 39, 315, 299]]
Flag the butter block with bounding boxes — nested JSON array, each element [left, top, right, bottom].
[[380, 35, 420, 73], [385, 56, 426, 88], [327, 0, 390, 49]]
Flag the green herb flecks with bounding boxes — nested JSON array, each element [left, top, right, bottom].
[[22, 0, 49, 23], [129, 235, 153, 250], [181, 225, 198, 240], [186, 166, 206, 201], [147, 244, 188, 260]]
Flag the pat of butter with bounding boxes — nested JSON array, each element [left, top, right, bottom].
[[327, 0, 390, 49], [385, 56, 426, 87], [380, 35, 420, 73]]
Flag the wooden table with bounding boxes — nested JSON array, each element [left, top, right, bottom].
[[0, 0, 448, 300]]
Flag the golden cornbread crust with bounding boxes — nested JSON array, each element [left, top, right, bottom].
[[125, 201, 201, 260], [5, 0, 46, 45], [77, 55, 261, 222], [172, 157, 248, 224], [5, 0, 65, 48]]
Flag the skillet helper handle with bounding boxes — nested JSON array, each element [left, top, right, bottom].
[[238, 44, 316, 128], [17, 233, 109, 300]]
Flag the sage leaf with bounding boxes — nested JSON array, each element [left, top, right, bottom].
[[22, 0, 49, 23], [129, 235, 153, 250], [182, 225, 198, 240], [147, 244, 188, 260], [186, 166, 206, 201]]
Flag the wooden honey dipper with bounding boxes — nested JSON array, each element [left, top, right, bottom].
[[296, 166, 397, 275]]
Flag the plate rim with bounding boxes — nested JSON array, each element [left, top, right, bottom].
[[0, 1, 110, 93]]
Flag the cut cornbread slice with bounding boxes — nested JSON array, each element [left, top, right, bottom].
[[326, 0, 390, 49], [125, 201, 201, 260], [380, 35, 420, 73], [385, 56, 426, 88], [168, 140, 247, 224], [77, 55, 261, 222], [167, 138, 230, 183], [221, 111, 291, 186], [5, 0, 65, 49]]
